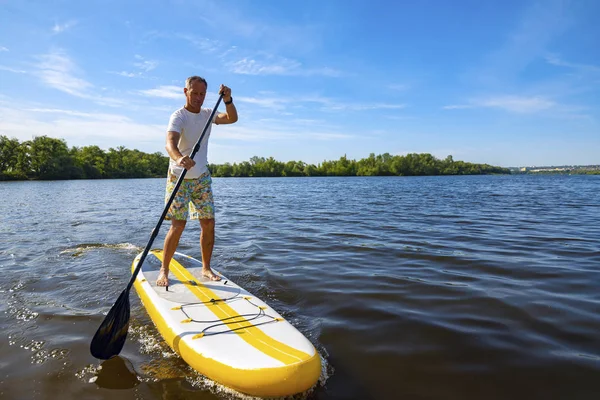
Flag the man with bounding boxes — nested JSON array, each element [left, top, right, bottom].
[[156, 76, 238, 287]]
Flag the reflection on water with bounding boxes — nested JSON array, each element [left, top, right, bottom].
[[94, 356, 140, 390]]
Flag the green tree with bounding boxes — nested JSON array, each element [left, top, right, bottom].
[[73, 145, 107, 179], [29, 136, 77, 179], [0, 136, 24, 179]]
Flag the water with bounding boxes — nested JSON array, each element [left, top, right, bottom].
[[1, 175, 599, 400]]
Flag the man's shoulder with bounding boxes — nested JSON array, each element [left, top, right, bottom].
[[167, 107, 187, 132], [170, 107, 186, 118]]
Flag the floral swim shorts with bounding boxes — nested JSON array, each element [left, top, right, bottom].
[[165, 171, 215, 220]]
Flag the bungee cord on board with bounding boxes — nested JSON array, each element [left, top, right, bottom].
[[176, 290, 282, 338]]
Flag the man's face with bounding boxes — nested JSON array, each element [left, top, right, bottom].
[[184, 80, 207, 108]]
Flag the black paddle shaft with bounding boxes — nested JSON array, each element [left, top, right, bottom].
[[90, 94, 223, 360]]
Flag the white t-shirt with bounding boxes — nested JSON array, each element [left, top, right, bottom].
[[167, 107, 217, 179]]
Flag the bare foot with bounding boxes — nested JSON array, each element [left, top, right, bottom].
[[202, 268, 221, 281], [156, 268, 169, 287]]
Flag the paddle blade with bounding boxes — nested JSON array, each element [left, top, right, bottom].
[[90, 289, 131, 360]]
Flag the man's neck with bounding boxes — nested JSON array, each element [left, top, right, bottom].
[[184, 104, 201, 113]]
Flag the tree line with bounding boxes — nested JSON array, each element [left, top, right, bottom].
[[0, 135, 168, 180], [208, 154, 510, 177], [1, 135, 510, 181]]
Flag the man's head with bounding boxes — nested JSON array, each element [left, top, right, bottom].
[[184, 76, 208, 111]]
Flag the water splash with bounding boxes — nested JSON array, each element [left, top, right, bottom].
[[75, 363, 102, 382], [14, 307, 39, 321], [129, 323, 178, 359], [60, 242, 142, 257], [32, 348, 70, 364], [6, 292, 39, 322], [7, 334, 69, 365], [8, 281, 25, 292], [182, 351, 332, 400], [129, 317, 332, 398]]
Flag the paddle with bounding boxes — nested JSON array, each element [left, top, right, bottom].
[[90, 94, 224, 360]]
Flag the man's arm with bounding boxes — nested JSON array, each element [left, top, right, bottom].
[[214, 84, 238, 125], [166, 131, 195, 170]]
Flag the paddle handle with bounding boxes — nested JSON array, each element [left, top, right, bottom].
[[126, 95, 224, 292]]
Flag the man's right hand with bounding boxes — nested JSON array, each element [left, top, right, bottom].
[[176, 155, 196, 170]]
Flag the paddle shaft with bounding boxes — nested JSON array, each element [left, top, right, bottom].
[[126, 95, 223, 292]]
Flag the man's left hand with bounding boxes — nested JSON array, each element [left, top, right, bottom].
[[220, 84, 232, 102]]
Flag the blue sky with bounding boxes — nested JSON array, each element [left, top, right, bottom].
[[0, 0, 598, 167]]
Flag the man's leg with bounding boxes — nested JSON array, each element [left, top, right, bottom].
[[199, 218, 220, 281], [157, 219, 187, 286]]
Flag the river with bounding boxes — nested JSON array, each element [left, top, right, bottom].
[[1, 175, 599, 399]]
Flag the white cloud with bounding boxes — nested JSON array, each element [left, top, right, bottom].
[[173, 2, 321, 54], [25, 108, 126, 121], [133, 55, 158, 72], [480, 96, 555, 113], [236, 96, 287, 110], [228, 57, 301, 75], [52, 20, 78, 34], [297, 95, 405, 111], [35, 50, 127, 107], [213, 123, 353, 142], [236, 93, 406, 112], [219, 46, 238, 59], [111, 71, 141, 78], [442, 104, 474, 110], [110, 55, 159, 78], [142, 31, 222, 54], [37, 51, 92, 96], [138, 85, 183, 99], [0, 99, 353, 164], [387, 115, 416, 120], [327, 103, 406, 112], [291, 118, 323, 125], [177, 34, 222, 53], [227, 56, 342, 77], [142, 30, 341, 77], [389, 83, 410, 91], [444, 95, 555, 113], [135, 60, 158, 72], [0, 46, 8, 52], [0, 105, 165, 151], [545, 54, 600, 74], [0, 65, 27, 73], [236, 93, 404, 113]]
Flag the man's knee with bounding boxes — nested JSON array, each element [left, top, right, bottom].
[[170, 219, 187, 233], [200, 218, 215, 231]]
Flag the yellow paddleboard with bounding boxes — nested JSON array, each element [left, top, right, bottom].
[[132, 250, 321, 397]]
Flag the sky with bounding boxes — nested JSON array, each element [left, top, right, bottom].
[[0, 0, 599, 168]]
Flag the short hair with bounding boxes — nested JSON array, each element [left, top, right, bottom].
[[185, 76, 208, 90]]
